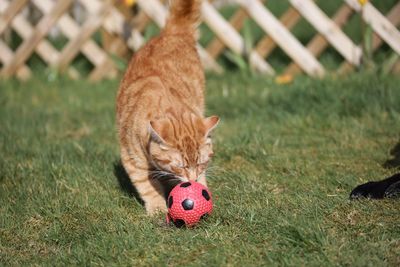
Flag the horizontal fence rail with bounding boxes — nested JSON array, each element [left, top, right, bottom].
[[0, 0, 399, 81]]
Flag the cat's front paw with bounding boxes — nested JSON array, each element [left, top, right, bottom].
[[145, 202, 168, 216]]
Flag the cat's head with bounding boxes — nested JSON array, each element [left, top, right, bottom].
[[148, 114, 219, 182]]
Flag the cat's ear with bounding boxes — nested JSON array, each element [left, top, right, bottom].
[[148, 119, 170, 144], [204, 116, 220, 137]]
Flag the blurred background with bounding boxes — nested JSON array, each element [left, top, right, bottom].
[[0, 0, 399, 81]]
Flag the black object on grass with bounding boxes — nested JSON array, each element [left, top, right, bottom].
[[350, 173, 400, 199]]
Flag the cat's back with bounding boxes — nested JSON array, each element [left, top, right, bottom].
[[121, 32, 204, 94], [117, 0, 205, 124]]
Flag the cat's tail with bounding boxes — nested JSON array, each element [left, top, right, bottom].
[[165, 0, 202, 33]]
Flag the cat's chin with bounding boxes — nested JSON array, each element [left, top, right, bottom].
[[165, 173, 189, 183]]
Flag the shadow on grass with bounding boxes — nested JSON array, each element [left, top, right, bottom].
[[383, 141, 400, 169], [113, 160, 180, 206], [113, 160, 144, 206]]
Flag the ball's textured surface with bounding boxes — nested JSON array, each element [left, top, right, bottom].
[[167, 181, 213, 227]]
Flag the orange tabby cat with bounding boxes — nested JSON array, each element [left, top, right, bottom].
[[116, 0, 219, 215]]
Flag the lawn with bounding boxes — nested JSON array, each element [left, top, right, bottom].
[[1, 72, 399, 266]]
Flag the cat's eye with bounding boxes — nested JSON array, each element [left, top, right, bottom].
[[175, 164, 188, 169], [159, 159, 171, 164], [198, 161, 209, 167], [159, 144, 169, 151]]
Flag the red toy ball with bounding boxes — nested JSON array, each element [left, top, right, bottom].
[[167, 181, 213, 227]]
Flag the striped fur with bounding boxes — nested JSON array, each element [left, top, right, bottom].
[[116, 0, 219, 215]]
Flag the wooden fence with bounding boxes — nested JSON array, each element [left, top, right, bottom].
[[0, 0, 399, 81]]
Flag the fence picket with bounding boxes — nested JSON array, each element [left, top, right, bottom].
[[339, 2, 400, 74], [0, 0, 80, 79], [57, 0, 113, 71], [206, 8, 248, 58], [290, 0, 361, 66], [0, 40, 31, 79], [0, 0, 398, 80], [201, 2, 274, 74], [238, 0, 324, 77], [286, 4, 354, 75], [1, 0, 73, 77], [32, 0, 110, 70], [0, 0, 28, 35], [346, 0, 400, 56], [255, 7, 301, 59]]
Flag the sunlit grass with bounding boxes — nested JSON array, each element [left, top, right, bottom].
[[1, 72, 399, 266]]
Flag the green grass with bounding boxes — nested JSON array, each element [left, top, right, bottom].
[[1, 72, 400, 266]]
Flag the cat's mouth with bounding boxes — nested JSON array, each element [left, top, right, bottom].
[[172, 175, 189, 182]]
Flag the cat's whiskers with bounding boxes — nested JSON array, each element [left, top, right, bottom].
[[205, 165, 223, 176], [149, 170, 184, 182]]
